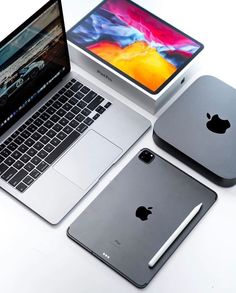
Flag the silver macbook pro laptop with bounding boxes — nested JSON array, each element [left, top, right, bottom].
[[0, 0, 150, 224]]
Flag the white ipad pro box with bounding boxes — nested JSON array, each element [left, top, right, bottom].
[[67, 0, 204, 114]]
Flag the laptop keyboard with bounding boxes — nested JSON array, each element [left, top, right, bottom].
[[0, 78, 112, 193]]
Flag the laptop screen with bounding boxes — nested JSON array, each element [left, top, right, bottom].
[[0, 0, 70, 136]]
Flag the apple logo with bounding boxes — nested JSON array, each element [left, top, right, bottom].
[[206, 113, 231, 134], [135, 206, 153, 221]]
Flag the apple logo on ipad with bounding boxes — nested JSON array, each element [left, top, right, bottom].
[[136, 206, 153, 221], [206, 113, 231, 134]]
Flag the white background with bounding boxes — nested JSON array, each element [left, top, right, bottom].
[[0, 1, 236, 292]]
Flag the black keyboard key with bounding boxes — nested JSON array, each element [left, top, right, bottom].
[[44, 144, 54, 153], [87, 96, 104, 110], [69, 120, 79, 128], [52, 101, 62, 110], [58, 88, 66, 95], [8, 132, 17, 139], [65, 81, 73, 89], [12, 151, 21, 160], [75, 114, 85, 122], [39, 105, 47, 113], [34, 141, 44, 151], [81, 108, 91, 117], [31, 132, 41, 141], [71, 78, 76, 83], [46, 107, 56, 115], [27, 124, 37, 133], [45, 100, 53, 107], [52, 123, 63, 132], [4, 137, 13, 145], [0, 163, 8, 175], [40, 136, 50, 144], [38, 105, 47, 113], [34, 118, 43, 127], [11, 132, 18, 139], [9, 169, 28, 187], [71, 106, 80, 115], [18, 144, 29, 154], [59, 117, 69, 127], [27, 148, 37, 157], [40, 112, 50, 121], [51, 137, 61, 147], [20, 154, 31, 163], [44, 120, 54, 129], [58, 95, 68, 103], [83, 91, 97, 103], [63, 126, 73, 135], [1, 148, 10, 157], [23, 176, 34, 186], [5, 157, 15, 166], [64, 90, 74, 98], [65, 112, 75, 120], [32, 112, 40, 119], [45, 131, 80, 164], [31, 156, 41, 166], [63, 103, 73, 111], [104, 102, 112, 109], [18, 124, 27, 132], [77, 123, 88, 134], [0, 144, 6, 151], [84, 117, 94, 126], [74, 92, 84, 100], [25, 138, 35, 147], [38, 150, 48, 159], [13, 161, 24, 170], [1, 167, 17, 181], [46, 129, 56, 138], [16, 182, 27, 192], [30, 169, 41, 179], [25, 118, 34, 126], [68, 97, 78, 106], [93, 113, 100, 120], [80, 86, 90, 94], [37, 161, 49, 173], [51, 114, 60, 123], [14, 136, 24, 145], [24, 162, 34, 172], [57, 108, 66, 117], [71, 81, 82, 92], [0, 155, 4, 163], [96, 106, 106, 114], [38, 126, 47, 135], [57, 131, 67, 140], [8, 142, 17, 151], [52, 93, 60, 101], [77, 101, 87, 109]]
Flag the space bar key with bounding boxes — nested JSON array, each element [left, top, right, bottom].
[[45, 131, 80, 164]]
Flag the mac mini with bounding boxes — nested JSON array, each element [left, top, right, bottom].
[[153, 75, 236, 187]]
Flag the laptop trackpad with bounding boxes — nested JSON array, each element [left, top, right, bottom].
[[54, 130, 122, 190]]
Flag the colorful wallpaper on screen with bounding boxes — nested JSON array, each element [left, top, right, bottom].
[[68, 0, 201, 92]]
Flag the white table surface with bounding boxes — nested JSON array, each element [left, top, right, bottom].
[[0, 1, 236, 292]]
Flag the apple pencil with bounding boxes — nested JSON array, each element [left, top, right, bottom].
[[148, 203, 203, 268]]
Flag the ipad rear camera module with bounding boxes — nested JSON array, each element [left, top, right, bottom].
[[139, 150, 155, 164]]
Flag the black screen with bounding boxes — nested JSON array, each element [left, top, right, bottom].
[[0, 0, 70, 136]]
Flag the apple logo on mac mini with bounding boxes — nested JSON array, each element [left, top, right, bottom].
[[135, 206, 153, 221], [206, 113, 231, 134]]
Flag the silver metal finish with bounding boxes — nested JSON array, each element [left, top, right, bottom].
[[0, 71, 151, 224]]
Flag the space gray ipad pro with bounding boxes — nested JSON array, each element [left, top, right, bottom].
[[68, 149, 217, 288], [153, 75, 236, 186]]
